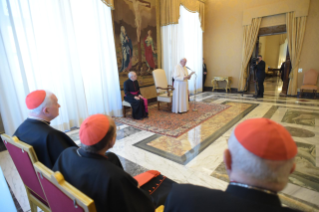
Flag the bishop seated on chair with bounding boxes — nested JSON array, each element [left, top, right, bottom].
[[123, 71, 149, 119]]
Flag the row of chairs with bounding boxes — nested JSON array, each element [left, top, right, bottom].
[[1, 134, 96, 212], [2, 134, 164, 212]]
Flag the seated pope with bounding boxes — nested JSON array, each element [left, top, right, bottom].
[[164, 118, 299, 212], [14, 90, 77, 169], [53, 114, 175, 212], [124, 71, 148, 119]]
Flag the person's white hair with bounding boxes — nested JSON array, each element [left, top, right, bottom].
[[128, 71, 136, 79], [29, 90, 54, 116], [180, 58, 186, 63], [228, 131, 295, 185]]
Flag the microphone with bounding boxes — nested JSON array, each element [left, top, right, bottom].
[[186, 66, 195, 75]]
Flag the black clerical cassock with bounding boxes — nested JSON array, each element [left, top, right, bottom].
[[124, 79, 148, 119], [53, 147, 174, 212], [164, 184, 299, 212], [14, 118, 77, 169]]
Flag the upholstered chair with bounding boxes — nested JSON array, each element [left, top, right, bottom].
[[300, 69, 318, 98], [1, 134, 51, 212], [152, 69, 174, 110], [34, 162, 96, 212], [122, 99, 132, 117]]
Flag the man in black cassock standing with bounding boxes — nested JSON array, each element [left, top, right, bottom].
[[279, 56, 292, 96], [203, 58, 207, 91], [53, 114, 175, 212], [14, 90, 77, 169], [124, 71, 148, 119], [254, 55, 266, 98]]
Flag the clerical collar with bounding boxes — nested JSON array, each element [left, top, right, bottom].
[[229, 182, 277, 196], [28, 117, 50, 125], [77, 148, 108, 160]]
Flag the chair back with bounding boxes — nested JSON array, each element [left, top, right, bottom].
[[34, 162, 96, 212], [153, 69, 169, 93], [303, 69, 319, 85], [1, 134, 49, 205]]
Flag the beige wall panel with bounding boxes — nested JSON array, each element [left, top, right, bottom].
[[204, 0, 245, 88], [243, 0, 310, 25], [260, 13, 286, 28], [263, 34, 281, 69], [259, 36, 267, 58], [204, 0, 316, 91], [297, 0, 319, 90]]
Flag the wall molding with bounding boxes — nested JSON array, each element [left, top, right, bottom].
[[243, 0, 310, 25]]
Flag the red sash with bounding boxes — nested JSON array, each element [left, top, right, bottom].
[[130, 91, 148, 113]]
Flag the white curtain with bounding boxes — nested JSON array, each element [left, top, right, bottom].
[[0, 0, 122, 135], [278, 39, 288, 68], [162, 5, 203, 93]]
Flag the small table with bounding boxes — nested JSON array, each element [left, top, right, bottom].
[[212, 77, 231, 92], [267, 68, 280, 76]]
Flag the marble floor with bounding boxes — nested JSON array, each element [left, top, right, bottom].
[[1, 76, 319, 211]]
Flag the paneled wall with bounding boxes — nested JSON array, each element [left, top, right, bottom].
[[204, 0, 319, 91]]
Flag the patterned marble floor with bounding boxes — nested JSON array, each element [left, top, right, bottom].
[[1, 80, 319, 211]]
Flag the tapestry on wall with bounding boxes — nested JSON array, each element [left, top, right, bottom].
[[113, 0, 158, 89]]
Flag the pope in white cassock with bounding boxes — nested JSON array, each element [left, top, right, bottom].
[[172, 58, 194, 113]]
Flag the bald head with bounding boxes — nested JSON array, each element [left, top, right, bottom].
[[128, 71, 137, 81], [180, 58, 187, 67]]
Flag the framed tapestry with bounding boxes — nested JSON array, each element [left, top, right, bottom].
[[112, 0, 161, 90]]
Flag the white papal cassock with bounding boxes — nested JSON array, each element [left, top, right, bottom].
[[172, 64, 189, 113]]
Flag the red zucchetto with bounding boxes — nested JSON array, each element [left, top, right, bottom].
[[80, 114, 110, 146], [231, 118, 297, 160], [25, 90, 46, 109]]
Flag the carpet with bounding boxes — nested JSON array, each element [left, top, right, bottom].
[[114, 102, 230, 138]]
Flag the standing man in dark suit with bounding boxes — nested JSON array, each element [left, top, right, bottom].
[[279, 56, 292, 96], [164, 118, 299, 212], [203, 58, 207, 91], [255, 55, 266, 98]]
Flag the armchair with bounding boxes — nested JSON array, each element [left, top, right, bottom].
[[34, 162, 96, 212], [1, 134, 50, 212], [152, 69, 174, 110], [300, 69, 318, 98]]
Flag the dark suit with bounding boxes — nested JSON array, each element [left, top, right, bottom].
[[256, 60, 266, 97], [14, 118, 77, 169], [164, 184, 300, 212], [203, 63, 207, 90]]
